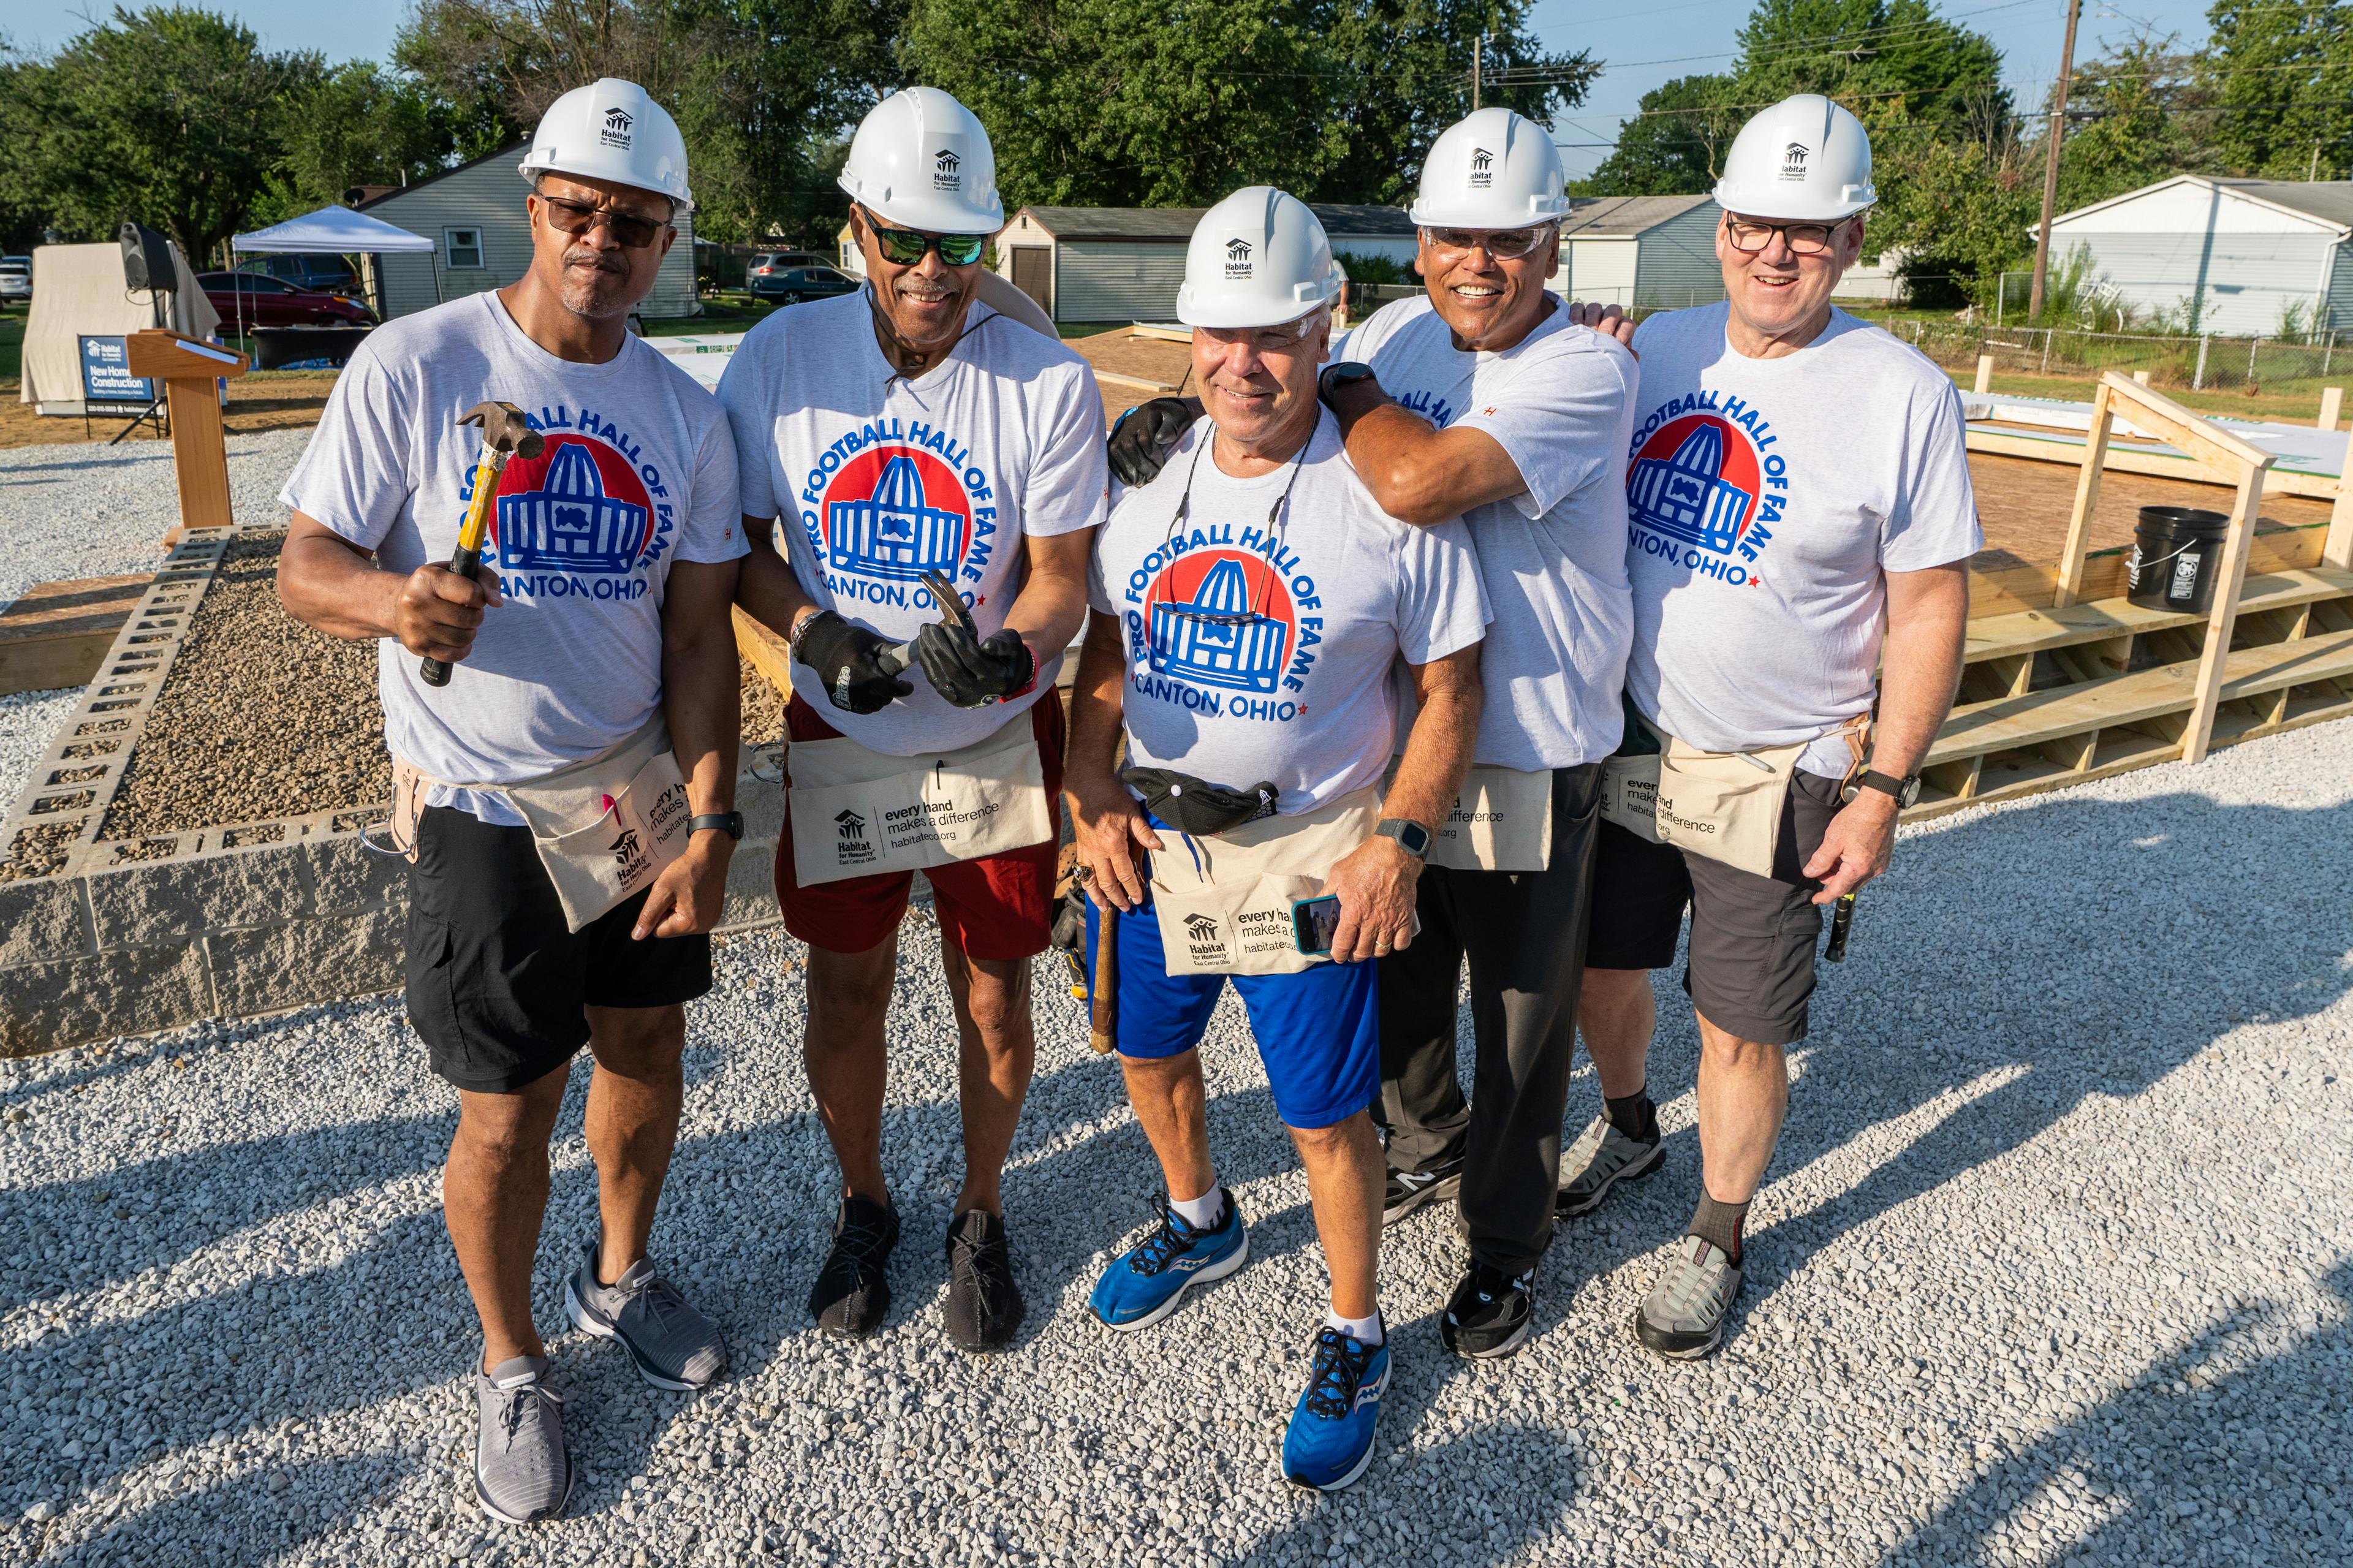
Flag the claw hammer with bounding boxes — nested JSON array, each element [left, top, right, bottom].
[[421, 401, 545, 688]]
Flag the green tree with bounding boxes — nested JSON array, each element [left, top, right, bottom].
[[2202, 0, 2353, 178], [251, 62, 457, 224], [0, 7, 311, 263], [1578, 74, 1740, 195], [899, 0, 1593, 210], [2050, 30, 2212, 212]]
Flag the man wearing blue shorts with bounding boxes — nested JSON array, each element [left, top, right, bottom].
[[1066, 187, 1487, 1492]]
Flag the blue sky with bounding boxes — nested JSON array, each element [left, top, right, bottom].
[[9, 0, 2226, 182]]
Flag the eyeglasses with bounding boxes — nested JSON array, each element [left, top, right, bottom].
[[537, 195, 672, 249], [869, 222, 988, 268], [1722, 218, 1843, 256], [1194, 308, 1327, 355], [1422, 224, 1555, 262]]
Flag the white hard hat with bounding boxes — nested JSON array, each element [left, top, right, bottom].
[[838, 87, 1004, 234], [1175, 186, 1344, 330], [1712, 93, 1874, 222], [518, 78, 693, 214], [1408, 107, 1569, 228]]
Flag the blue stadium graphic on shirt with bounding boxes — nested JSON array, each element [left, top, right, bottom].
[[797, 426, 1001, 613], [470, 415, 680, 601], [1116, 528, 1324, 724], [1624, 393, 1785, 583]]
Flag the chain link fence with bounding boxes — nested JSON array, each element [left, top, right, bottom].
[[1874, 319, 2353, 396]]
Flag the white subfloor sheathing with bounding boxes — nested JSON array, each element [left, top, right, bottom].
[[1, 703, 2348, 1566]]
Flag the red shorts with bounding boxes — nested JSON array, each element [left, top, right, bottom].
[[775, 692, 1065, 960]]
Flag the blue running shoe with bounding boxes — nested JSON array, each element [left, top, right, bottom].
[[1281, 1320, 1390, 1493], [1089, 1189, 1249, 1332]]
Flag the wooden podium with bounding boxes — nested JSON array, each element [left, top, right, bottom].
[[122, 330, 249, 547]]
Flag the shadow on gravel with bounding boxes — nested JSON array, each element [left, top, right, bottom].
[[1883, 1259, 2353, 1566], [1553, 788, 2353, 1347]]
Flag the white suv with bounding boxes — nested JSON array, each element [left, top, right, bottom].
[[0, 257, 30, 303]]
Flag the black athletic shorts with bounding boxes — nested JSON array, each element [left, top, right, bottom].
[[1583, 769, 1843, 1046], [404, 805, 712, 1094]]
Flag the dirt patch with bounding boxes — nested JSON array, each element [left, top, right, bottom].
[[1966, 452, 2330, 570], [740, 656, 787, 748], [0, 374, 340, 450], [1070, 332, 1196, 428]]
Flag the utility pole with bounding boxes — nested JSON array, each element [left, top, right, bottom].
[[2028, 0, 2082, 322], [1474, 31, 1485, 110]]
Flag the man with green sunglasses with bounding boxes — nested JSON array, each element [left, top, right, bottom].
[[719, 86, 1108, 1355]]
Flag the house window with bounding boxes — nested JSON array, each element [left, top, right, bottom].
[[445, 228, 485, 269]]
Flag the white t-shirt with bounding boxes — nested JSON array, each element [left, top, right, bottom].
[[718, 291, 1107, 756], [1341, 294, 1639, 770], [1623, 304, 1982, 776], [281, 292, 746, 824], [1087, 411, 1490, 815]]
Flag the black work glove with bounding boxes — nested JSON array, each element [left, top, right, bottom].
[[915, 623, 1034, 708], [1107, 396, 1192, 487], [792, 610, 912, 714]]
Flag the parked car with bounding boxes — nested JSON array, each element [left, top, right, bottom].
[[197, 272, 376, 328], [0, 256, 31, 303], [749, 263, 859, 305], [237, 253, 360, 294]]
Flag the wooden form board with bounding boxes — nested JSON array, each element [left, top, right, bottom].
[[0, 575, 151, 695], [1965, 428, 2339, 502]]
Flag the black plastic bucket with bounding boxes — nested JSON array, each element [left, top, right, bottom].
[[2126, 506, 2229, 613]]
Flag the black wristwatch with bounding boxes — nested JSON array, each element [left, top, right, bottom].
[[1318, 361, 1379, 406], [688, 811, 745, 840], [1374, 818, 1432, 859], [1846, 770, 1920, 808]]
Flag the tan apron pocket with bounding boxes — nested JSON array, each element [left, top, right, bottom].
[[1145, 788, 1381, 976], [1653, 737, 1805, 878], [789, 718, 1052, 887], [1428, 764, 1553, 872], [1599, 751, 1664, 844], [528, 748, 695, 931]]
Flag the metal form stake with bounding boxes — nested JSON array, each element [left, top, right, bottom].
[[2028, 0, 2082, 322], [2194, 334, 2210, 391]]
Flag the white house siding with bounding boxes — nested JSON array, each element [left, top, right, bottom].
[[1056, 242, 1189, 322], [363, 153, 699, 321], [2324, 244, 2353, 331], [1566, 239, 1639, 306], [1632, 202, 1726, 309], [2064, 232, 2333, 336]]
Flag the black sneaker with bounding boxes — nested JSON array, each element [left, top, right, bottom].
[[1381, 1154, 1464, 1225], [808, 1194, 898, 1337], [943, 1209, 1024, 1351], [1439, 1259, 1535, 1359]]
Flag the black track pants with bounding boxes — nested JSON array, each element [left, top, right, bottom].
[[1375, 763, 1602, 1274]]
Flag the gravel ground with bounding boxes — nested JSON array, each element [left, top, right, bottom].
[[2, 716, 2347, 1567], [0, 687, 81, 810]]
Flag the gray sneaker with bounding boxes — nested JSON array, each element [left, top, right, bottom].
[[564, 1240, 728, 1391], [1634, 1236, 1744, 1360], [473, 1356, 572, 1525], [1555, 1114, 1665, 1219]]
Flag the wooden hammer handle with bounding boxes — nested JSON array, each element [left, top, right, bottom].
[[1088, 907, 1117, 1055]]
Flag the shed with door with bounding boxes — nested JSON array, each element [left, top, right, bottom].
[[2042, 176, 2353, 338], [352, 143, 700, 322], [1555, 194, 1726, 311], [994, 205, 1420, 324]]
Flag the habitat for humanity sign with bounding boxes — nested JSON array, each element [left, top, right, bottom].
[[78, 337, 155, 404]]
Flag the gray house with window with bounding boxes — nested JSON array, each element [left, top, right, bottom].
[[2044, 176, 2353, 336], [353, 143, 699, 322], [1556, 195, 1726, 311], [995, 204, 1420, 324]]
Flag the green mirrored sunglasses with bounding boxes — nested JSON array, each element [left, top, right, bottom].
[[871, 224, 987, 268]]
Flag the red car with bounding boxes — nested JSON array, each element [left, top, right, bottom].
[[197, 271, 376, 328]]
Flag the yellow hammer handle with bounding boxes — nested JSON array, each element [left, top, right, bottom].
[[456, 449, 502, 556]]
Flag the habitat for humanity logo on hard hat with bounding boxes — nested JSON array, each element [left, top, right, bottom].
[[932, 142, 964, 192], [466, 411, 680, 602], [601, 106, 633, 150], [797, 425, 1001, 619], [1624, 393, 1787, 588], [1468, 147, 1495, 188], [1224, 237, 1254, 279], [1780, 141, 1808, 180]]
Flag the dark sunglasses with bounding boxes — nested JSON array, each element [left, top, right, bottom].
[[1723, 218, 1842, 256], [537, 195, 672, 249], [870, 222, 988, 268]]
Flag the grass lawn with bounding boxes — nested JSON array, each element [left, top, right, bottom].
[[1, 306, 24, 385], [645, 294, 782, 336]]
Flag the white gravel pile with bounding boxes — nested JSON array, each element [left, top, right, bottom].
[[0, 428, 313, 608], [2, 719, 2349, 1564]]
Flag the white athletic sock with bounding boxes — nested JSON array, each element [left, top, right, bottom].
[[1169, 1184, 1226, 1230], [1325, 1308, 1383, 1346]]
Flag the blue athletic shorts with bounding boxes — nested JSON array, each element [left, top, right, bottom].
[[1085, 893, 1380, 1131]]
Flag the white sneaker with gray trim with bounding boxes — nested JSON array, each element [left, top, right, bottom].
[[564, 1239, 727, 1391], [1634, 1236, 1744, 1360], [1555, 1114, 1665, 1219], [474, 1355, 572, 1525]]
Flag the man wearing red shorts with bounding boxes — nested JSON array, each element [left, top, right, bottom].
[[720, 88, 1105, 1350]]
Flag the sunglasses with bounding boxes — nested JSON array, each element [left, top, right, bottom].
[[870, 222, 988, 268], [537, 195, 672, 249], [1723, 218, 1844, 256], [1423, 224, 1555, 261]]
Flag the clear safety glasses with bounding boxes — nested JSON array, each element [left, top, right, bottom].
[[1422, 224, 1556, 262], [1193, 308, 1328, 357]]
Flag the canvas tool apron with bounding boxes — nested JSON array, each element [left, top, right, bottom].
[[1422, 764, 1553, 873], [1146, 786, 1382, 977], [390, 714, 694, 932], [786, 712, 1052, 887], [1599, 711, 1869, 879]]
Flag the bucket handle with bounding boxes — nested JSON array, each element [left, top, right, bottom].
[[2131, 537, 2205, 577]]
